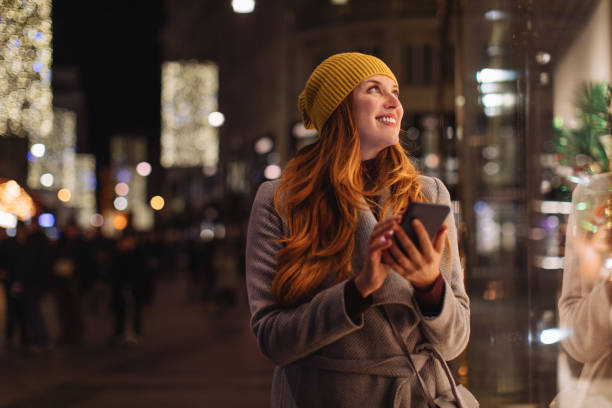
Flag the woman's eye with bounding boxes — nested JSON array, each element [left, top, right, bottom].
[[367, 86, 380, 93]]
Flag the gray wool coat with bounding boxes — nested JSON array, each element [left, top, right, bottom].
[[246, 176, 473, 407]]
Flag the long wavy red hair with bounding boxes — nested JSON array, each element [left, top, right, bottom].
[[272, 97, 425, 307]]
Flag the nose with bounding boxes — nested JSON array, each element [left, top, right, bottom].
[[383, 91, 400, 109], [383, 92, 402, 117]]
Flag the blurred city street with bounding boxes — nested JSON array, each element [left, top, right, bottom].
[[0, 274, 273, 408], [1, 0, 611, 406]]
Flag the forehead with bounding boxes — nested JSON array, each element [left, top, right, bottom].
[[358, 74, 398, 88]]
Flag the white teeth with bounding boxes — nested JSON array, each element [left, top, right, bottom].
[[377, 116, 396, 124]]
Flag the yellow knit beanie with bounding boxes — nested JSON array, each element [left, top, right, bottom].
[[298, 52, 398, 133]]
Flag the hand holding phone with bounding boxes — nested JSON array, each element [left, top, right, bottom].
[[398, 202, 450, 253], [383, 202, 450, 290]]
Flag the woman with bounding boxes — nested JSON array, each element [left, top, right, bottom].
[[246, 52, 476, 407], [555, 172, 612, 407]]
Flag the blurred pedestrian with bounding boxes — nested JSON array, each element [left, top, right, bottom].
[[109, 232, 147, 345], [187, 234, 214, 303], [22, 219, 53, 350], [1, 224, 27, 349], [53, 223, 85, 346], [212, 236, 239, 313]]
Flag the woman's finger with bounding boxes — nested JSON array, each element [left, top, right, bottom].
[[432, 225, 448, 253], [412, 219, 435, 260], [369, 233, 393, 255], [369, 224, 396, 246], [371, 217, 401, 238], [382, 250, 405, 274], [387, 240, 416, 271], [393, 225, 424, 265]]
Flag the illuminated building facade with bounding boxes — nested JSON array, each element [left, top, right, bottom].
[[110, 135, 153, 231], [161, 61, 219, 169], [0, 0, 54, 190], [70, 153, 96, 229], [0, 0, 53, 139], [27, 108, 76, 190]]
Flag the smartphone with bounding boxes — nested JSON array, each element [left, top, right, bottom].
[[398, 202, 450, 252]]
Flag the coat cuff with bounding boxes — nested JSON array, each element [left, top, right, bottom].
[[414, 273, 445, 317], [344, 278, 373, 324]]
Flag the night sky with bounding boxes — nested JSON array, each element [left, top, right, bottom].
[[51, 0, 164, 170]]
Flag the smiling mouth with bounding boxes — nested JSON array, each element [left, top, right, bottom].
[[376, 116, 397, 125]]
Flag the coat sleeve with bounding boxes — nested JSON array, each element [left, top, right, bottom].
[[245, 181, 364, 366], [416, 177, 471, 361], [559, 186, 612, 363]]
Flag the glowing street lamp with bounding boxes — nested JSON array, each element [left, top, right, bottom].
[[232, 0, 255, 13]]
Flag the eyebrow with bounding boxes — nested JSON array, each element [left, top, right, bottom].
[[362, 79, 399, 90]]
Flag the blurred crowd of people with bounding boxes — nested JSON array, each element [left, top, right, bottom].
[[0, 219, 243, 353]]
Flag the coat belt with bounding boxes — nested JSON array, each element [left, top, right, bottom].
[[298, 353, 429, 378]]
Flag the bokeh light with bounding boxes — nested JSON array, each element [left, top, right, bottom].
[[117, 169, 131, 183], [0, 180, 36, 220], [115, 182, 129, 196], [38, 213, 55, 228], [150, 195, 165, 211], [40, 173, 54, 187], [57, 188, 71, 202], [264, 164, 281, 180], [136, 161, 152, 176], [255, 137, 274, 155], [31, 143, 46, 158], [114, 196, 128, 211], [90, 213, 104, 228], [0, 211, 18, 229], [424, 153, 440, 169], [231, 0, 255, 13], [208, 111, 225, 127], [113, 213, 128, 230]]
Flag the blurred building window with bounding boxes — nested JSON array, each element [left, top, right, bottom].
[[422, 44, 433, 85], [444, 45, 455, 84], [404, 46, 414, 85]]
